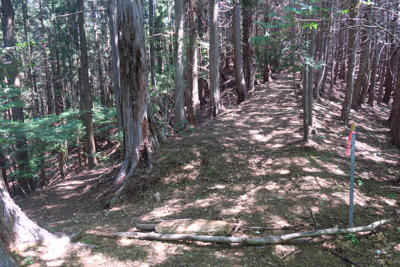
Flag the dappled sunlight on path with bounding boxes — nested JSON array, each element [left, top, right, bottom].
[[16, 73, 399, 266]]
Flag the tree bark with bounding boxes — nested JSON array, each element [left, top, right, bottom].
[[0, 151, 9, 193], [93, 10, 105, 106], [367, 42, 379, 106], [149, 0, 156, 89], [352, 7, 371, 107], [303, 67, 309, 141], [377, 44, 388, 106], [382, 47, 397, 104], [209, 0, 223, 117], [340, 0, 358, 123], [77, 0, 98, 169], [390, 54, 400, 146], [187, 0, 200, 125], [242, 0, 255, 93], [382, 17, 398, 104], [0, 169, 67, 266], [21, 0, 36, 118], [315, 2, 330, 97], [2, 0, 34, 194], [109, 0, 159, 207], [174, 0, 188, 131], [99, 218, 393, 245], [0, 241, 18, 267], [308, 28, 315, 127], [232, 4, 246, 104], [108, 0, 123, 130], [39, 0, 53, 115]]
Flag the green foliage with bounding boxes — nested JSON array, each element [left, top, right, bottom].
[[0, 95, 118, 183], [343, 233, 360, 244], [361, 0, 375, 6], [24, 256, 34, 266], [252, 0, 334, 77]]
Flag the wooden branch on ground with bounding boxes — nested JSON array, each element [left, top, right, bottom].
[[135, 222, 304, 232], [306, 206, 318, 230], [322, 245, 363, 267], [231, 220, 241, 237], [96, 218, 394, 245]]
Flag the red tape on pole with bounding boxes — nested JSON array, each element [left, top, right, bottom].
[[346, 131, 356, 157]]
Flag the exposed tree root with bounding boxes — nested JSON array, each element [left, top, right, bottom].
[[103, 159, 138, 209]]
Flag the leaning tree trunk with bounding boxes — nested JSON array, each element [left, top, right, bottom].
[[78, 0, 98, 169], [108, 0, 159, 207], [174, 0, 188, 130], [209, 0, 223, 117], [340, 0, 358, 123], [0, 171, 64, 266], [232, 4, 246, 104]]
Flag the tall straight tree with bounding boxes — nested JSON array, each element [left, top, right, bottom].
[[109, 0, 159, 206], [2, 0, 35, 193], [242, 0, 255, 93], [352, 6, 371, 107], [209, 0, 223, 117], [187, 0, 199, 124], [232, 4, 246, 104], [149, 0, 156, 89], [340, 0, 359, 123], [77, 0, 98, 169], [40, 0, 54, 115], [174, 0, 187, 130], [108, 0, 123, 130], [390, 53, 400, 146]]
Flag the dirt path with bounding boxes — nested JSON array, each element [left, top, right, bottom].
[[15, 74, 400, 266]]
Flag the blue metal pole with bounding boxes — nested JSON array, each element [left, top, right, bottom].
[[349, 122, 356, 228]]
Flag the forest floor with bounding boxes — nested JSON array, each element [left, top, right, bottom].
[[12, 72, 400, 266]]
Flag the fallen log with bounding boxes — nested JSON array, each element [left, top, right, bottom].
[[135, 222, 304, 231], [98, 218, 393, 245]]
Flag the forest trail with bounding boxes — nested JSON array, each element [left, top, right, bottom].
[[15, 74, 400, 266]]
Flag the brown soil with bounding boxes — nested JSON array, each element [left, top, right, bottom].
[[13, 73, 400, 266]]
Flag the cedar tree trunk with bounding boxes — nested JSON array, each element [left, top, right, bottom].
[[340, 0, 358, 123], [187, 0, 200, 125], [2, 0, 34, 194], [232, 4, 246, 104], [209, 0, 223, 117], [77, 0, 98, 169], [109, 0, 159, 207], [174, 0, 188, 130]]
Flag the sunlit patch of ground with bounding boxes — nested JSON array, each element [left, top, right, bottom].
[[14, 72, 400, 266]]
